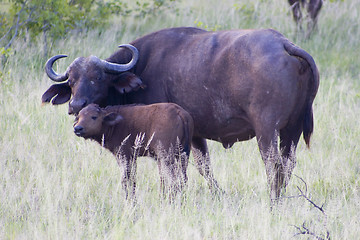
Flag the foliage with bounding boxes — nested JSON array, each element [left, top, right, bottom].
[[0, 46, 12, 56], [193, 20, 221, 31], [0, 0, 129, 48], [135, 0, 177, 17], [0, 0, 178, 57]]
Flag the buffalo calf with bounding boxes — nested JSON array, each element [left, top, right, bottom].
[[73, 103, 194, 200]]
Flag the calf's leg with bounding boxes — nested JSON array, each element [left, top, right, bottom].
[[117, 155, 137, 200], [156, 147, 188, 202]]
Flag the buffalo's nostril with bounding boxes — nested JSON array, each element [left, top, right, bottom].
[[70, 99, 88, 115], [81, 100, 87, 108]]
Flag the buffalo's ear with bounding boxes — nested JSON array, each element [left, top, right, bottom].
[[103, 112, 123, 126], [42, 83, 71, 105], [112, 72, 146, 94]]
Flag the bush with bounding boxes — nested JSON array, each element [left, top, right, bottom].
[[0, 0, 177, 58]]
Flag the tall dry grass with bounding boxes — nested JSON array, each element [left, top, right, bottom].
[[1, 0, 359, 239]]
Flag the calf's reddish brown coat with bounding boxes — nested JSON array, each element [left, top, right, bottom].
[[73, 103, 194, 199]]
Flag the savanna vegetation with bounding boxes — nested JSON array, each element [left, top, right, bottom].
[[0, 0, 359, 239]]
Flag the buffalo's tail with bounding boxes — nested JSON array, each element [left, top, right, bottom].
[[303, 103, 314, 148], [284, 40, 320, 148], [178, 111, 194, 157]]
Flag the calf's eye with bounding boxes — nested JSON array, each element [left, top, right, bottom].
[[91, 116, 97, 120]]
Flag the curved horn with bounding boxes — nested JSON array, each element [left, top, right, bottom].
[[45, 55, 69, 82], [101, 44, 139, 74]]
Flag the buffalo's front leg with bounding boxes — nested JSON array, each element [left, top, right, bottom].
[[305, 0, 322, 38], [191, 137, 221, 193], [288, 0, 303, 25]]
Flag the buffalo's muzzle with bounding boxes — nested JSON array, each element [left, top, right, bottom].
[[74, 125, 84, 136], [69, 99, 88, 115]]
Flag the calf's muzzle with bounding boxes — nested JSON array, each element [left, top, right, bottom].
[[74, 125, 84, 136]]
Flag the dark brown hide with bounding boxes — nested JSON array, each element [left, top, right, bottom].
[[43, 27, 319, 201], [73, 103, 194, 199]]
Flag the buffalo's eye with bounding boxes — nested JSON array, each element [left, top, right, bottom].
[[91, 116, 97, 120]]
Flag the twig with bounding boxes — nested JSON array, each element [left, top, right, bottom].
[[4, 2, 26, 49], [0, 26, 15, 43], [294, 174, 326, 214], [292, 222, 327, 240], [1, 1, 34, 50], [286, 175, 331, 240]]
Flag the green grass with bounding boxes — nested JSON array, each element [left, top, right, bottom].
[[1, 0, 360, 239]]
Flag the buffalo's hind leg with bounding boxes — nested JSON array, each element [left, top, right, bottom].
[[256, 120, 303, 204], [254, 120, 286, 203], [279, 123, 303, 190], [191, 137, 222, 193]]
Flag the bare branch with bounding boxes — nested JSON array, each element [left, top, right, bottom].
[[0, 26, 15, 43], [292, 222, 330, 240], [3, 1, 27, 49], [294, 174, 326, 214], [1, 1, 35, 50], [287, 175, 331, 240]]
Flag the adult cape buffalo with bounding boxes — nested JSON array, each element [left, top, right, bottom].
[[42, 27, 319, 201]]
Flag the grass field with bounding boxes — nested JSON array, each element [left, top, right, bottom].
[[1, 0, 359, 239]]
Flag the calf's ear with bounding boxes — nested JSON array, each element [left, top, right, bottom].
[[42, 83, 71, 105], [103, 112, 123, 126], [112, 72, 146, 94]]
